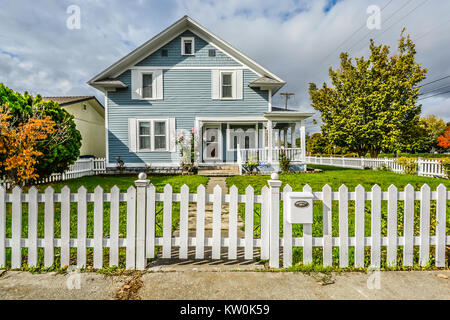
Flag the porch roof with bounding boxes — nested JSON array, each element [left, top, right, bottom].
[[264, 108, 314, 120]]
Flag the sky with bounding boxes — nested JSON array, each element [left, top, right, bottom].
[[1, 0, 449, 134]]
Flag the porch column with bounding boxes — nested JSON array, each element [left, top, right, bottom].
[[299, 120, 306, 161], [283, 127, 288, 148], [291, 123, 296, 148], [267, 120, 273, 164]]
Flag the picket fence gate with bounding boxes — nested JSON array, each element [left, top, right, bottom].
[[0, 174, 448, 270], [306, 156, 446, 178]]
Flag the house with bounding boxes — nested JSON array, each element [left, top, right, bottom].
[[88, 16, 313, 171], [42, 96, 106, 158]]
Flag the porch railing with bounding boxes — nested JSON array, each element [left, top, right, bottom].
[[238, 147, 304, 173]]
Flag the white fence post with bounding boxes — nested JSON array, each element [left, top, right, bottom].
[[135, 173, 150, 270], [268, 173, 282, 268], [417, 157, 423, 176]]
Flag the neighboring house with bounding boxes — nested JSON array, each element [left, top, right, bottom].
[[88, 16, 313, 171], [43, 96, 106, 158]]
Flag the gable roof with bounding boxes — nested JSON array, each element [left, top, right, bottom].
[[88, 16, 285, 92], [42, 96, 102, 106], [43, 96, 105, 117]]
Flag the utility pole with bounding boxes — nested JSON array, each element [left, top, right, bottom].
[[280, 92, 295, 110]]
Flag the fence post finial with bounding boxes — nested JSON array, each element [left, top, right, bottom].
[[268, 172, 282, 268], [134, 172, 150, 270]]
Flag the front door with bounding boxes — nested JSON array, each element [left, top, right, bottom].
[[203, 125, 221, 162]]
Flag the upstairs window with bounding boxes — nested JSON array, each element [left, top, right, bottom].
[[161, 49, 168, 57], [181, 37, 194, 55], [142, 73, 153, 99], [221, 73, 232, 98], [208, 49, 216, 57]]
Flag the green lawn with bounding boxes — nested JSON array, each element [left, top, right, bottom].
[[3, 174, 209, 271], [226, 165, 450, 193], [227, 165, 450, 269], [30, 174, 209, 193]]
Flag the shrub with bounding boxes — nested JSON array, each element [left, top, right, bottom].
[[440, 158, 450, 179], [243, 155, 259, 174], [395, 157, 417, 175], [376, 163, 392, 171], [279, 149, 291, 173]]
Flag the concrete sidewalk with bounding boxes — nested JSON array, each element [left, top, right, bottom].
[[0, 270, 448, 300]]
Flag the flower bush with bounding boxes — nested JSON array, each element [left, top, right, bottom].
[[440, 158, 450, 179], [395, 157, 417, 175]]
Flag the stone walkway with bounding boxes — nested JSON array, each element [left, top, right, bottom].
[[148, 177, 265, 271]]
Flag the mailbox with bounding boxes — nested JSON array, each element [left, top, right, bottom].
[[286, 192, 314, 224]]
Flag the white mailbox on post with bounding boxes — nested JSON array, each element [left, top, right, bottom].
[[286, 192, 314, 224]]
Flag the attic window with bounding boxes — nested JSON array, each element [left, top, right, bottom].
[[181, 37, 194, 55], [161, 49, 168, 57], [208, 49, 216, 57]]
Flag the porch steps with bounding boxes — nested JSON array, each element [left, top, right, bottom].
[[198, 164, 239, 176]]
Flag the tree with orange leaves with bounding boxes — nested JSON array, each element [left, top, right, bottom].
[[0, 106, 57, 186], [437, 127, 450, 149]]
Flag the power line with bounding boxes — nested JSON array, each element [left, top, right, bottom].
[[368, 0, 430, 45], [419, 75, 450, 87], [346, 0, 413, 53], [320, 0, 394, 64], [419, 83, 450, 96], [417, 89, 450, 101], [413, 18, 450, 42]]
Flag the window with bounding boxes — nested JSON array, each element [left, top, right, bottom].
[[181, 37, 194, 55], [139, 122, 151, 150], [137, 119, 169, 152], [142, 73, 153, 99], [161, 49, 168, 57], [154, 121, 167, 150], [221, 73, 232, 98], [208, 49, 216, 57], [83, 104, 87, 110]]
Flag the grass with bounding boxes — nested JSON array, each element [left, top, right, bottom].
[[2, 174, 209, 271], [227, 165, 450, 269]]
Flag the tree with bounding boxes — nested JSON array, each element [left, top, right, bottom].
[[307, 133, 327, 154], [419, 115, 447, 152], [309, 30, 427, 157], [0, 106, 57, 185], [0, 84, 82, 183], [437, 127, 450, 149]]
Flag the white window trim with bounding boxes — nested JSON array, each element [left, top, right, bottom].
[[181, 37, 195, 56], [220, 71, 234, 100], [137, 118, 169, 152], [141, 72, 154, 100]]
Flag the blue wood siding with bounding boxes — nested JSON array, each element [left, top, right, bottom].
[[107, 68, 268, 164], [136, 30, 241, 67]]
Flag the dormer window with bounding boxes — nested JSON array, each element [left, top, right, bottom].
[[181, 37, 194, 55]]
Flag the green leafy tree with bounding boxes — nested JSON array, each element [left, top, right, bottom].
[[307, 133, 327, 154], [309, 30, 427, 157], [0, 84, 82, 181]]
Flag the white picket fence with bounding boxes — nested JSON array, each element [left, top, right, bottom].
[[306, 156, 447, 178], [0, 174, 448, 270], [0, 158, 107, 189]]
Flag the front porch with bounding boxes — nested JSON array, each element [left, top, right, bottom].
[[195, 111, 313, 173]]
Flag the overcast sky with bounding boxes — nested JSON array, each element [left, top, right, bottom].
[[1, 0, 449, 133]]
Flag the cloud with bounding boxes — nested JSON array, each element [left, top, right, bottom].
[[0, 0, 449, 131]]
